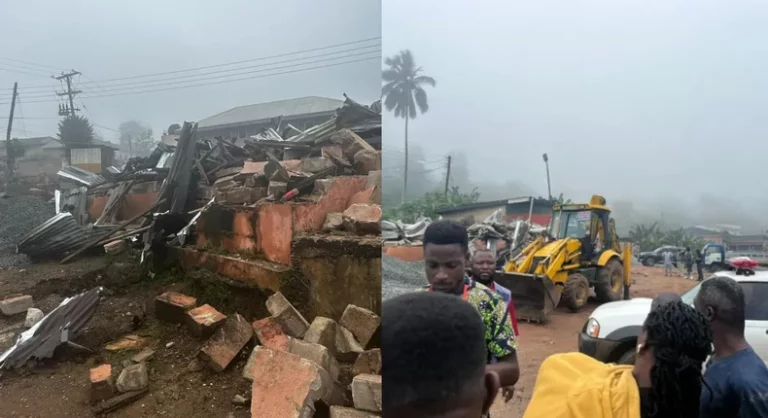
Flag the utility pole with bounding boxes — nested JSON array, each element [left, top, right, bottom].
[[54, 70, 81, 116], [444, 155, 452, 196], [4, 82, 18, 182], [542, 153, 552, 201]]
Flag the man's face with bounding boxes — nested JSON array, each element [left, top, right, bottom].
[[425, 243, 467, 294], [471, 250, 495, 283]]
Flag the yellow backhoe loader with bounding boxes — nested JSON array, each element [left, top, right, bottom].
[[495, 195, 632, 322]]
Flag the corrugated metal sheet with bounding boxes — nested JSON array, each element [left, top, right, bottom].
[[287, 96, 381, 144], [57, 166, 106, 187], [17, 212, 95, 258], [0, 287, 102, 370], [70, 147, 102, 165], [197, 96, 344, 130]]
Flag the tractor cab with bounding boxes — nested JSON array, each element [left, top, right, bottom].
[[548, 195, 619, 260]]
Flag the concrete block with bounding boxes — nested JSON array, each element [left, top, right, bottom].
[[0, 295, 33, 316], [311, 178, 336, 198], [103, 239, 125, 255], [226, 187, 251, 204], [116, 363, 148, 393], [131, 348, 155, 363], [214, 189, 228, 203], [198, 314, 253, 372], [352, 150, 381, 175], [340, 305, 380, 348], [330, 129, 376, 160], [24, 308, 44, 328], [353, 349, 381, 375], [266, 292, 310, 338], [323, 212, 344, 231], [248, 346, 333, 417], [351, 374, 382, 412], [251, 317, 292, 352], [302, 156, 334, 173], [342, 204, 381, 235], [304, 316, 337, 354], [154, 292, 196, 324], [185, 304, 226, 339], [89, 364, 115, 404], [290, 338, 340, 381], [330, 406, 380, 418], [336, 325, 364, 362], [250, 186, 267, 201], [267, 181, 288, 198]]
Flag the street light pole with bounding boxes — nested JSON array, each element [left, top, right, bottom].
[[542, 153, 552, 200]]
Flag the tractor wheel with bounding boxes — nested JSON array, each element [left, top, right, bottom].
[[595, 259, 624, 303], [562, 273, 590, 312]]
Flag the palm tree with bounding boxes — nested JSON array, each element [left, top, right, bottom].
[[382, 50, 436, 203]]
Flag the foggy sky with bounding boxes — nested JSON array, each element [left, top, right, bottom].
[[383, 0, 768, 206], [0, 0, 380, 143]]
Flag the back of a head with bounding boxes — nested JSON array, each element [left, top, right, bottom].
[[651, 292, 682, 311], [423, 220, 469, 251], [642, 301, 713, 418], [382, 292, 486, 416], [698, 276, 746, 332]]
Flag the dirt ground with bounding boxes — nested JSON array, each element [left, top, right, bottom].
[[494, 265, 699, 417]]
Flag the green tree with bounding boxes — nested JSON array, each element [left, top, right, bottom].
[[382, 49, 436, 203], [383, 186, 479, 223], [119, 120, 157, 157], [57, 115, 94, 144], [629, 222, 665, 251]]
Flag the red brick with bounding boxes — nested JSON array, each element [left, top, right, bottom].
[[340, 305, 380, 348], [342, 204, 381, 235], [348, 187, 376, 206], [248, 346, 332, 417], [155, 292, 197, 324], [89, 364, 114, 404], [185, 304, 226, 339], [198, 314, 253, 372], [351, 374, 382, 412], [353, 349, 381, 375], [329, 406, 380, 418], [251, 317, 292, 352], [266, 292, 309, 338]]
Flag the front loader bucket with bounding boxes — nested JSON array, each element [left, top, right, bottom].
[[494, 271, 561, 323]]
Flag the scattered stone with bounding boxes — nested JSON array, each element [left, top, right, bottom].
[[104, 335, 148, 352], [342, 204, 382, 235], [265, 292, 310, 338], [89, 364, 115, 404], [330, 406, 380, 418], [155, 292, 197, 324], [323, 212, 344, 231], [116, 363, 148, 393], [267, 181, 288, 198], [185, 304, 226, 339], [251, 317, 292, 352], [304, 316, 337, 355], [311, 178, 336, 199], [331, 129, 376, 160], [121, 359, 134, 368], [187, 358, 205, 372], [92, 389, 148, 415], [289, 338, 340, 381], [0, 295, 33, 316], [226, 187, 251, 204], [198, 314, 253, 372], [353, 349, 381, 375], [0, 330, 17, 350], [352, 149, 381, 175], [336, 326, 364, 362], [165, 341, 175, 349], [250, 187, 267, 201], [351, 374, 382, 412], [340, 305, 380, 348], [103, 239, 126, 255], [302, 156, 334, 173], [232, 394, 250, 406], [131, 348, 155, 363], [247, 346, 332, 417], [23, 308, 44, 328]]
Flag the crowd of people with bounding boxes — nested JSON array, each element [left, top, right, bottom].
[[663, 247, 705, 281], [382, 220, 768, 418]]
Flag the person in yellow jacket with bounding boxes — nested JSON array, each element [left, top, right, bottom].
[[524, 301, 712, 418]]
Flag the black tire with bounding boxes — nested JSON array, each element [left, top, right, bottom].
[[641, 258, 653, 267], [561, 273, 590, 312], [595, 258, 624, 303], [617, 348, 637, 365]]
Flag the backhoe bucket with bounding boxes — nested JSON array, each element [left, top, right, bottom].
[[494, 271, 560, 323]]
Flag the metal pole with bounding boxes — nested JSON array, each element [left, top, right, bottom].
[[444, 155, 452, 196], [5, 82, 18, 182], [543, 153, 552, 200]]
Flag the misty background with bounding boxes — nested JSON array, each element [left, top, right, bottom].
[[0, 0, 380, 148], [382, 0, 768, 233]]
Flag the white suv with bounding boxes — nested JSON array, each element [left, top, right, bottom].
[[578, 270, 768, 365]]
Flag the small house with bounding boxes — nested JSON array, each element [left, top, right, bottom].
[[66, 139, 119, 174]]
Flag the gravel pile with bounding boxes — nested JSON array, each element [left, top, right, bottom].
[[0, 195, 55, 267], [382, 255, 426, 300]]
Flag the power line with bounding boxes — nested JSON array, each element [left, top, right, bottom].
[[0, 64, 52, 79], [2, 47, 380, 100], [4, 37, 381, 93], [0, 57, 65, 72], [19, 55, 378, 104]]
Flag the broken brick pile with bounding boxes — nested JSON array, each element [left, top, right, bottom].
[[123, 290, 382, 417]]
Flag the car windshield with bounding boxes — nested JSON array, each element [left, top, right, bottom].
[[680, 281, 703, 305], [551, 210, 591, 239]]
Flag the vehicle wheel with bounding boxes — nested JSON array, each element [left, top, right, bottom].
[[617, 348, 637, 365], [561, 273, 590, 312], [595, 258, 624, 303], [642, 258, 653, 267]]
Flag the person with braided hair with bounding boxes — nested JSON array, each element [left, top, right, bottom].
[[523, 301, 712, 418]]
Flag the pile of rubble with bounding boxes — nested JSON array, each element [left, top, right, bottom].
[[466, 209, 547, 268], [87, 291, 381, 416], [13, 95, 382, 263]]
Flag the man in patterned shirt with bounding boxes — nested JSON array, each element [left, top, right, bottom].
[[422, 220, 520, 403]]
